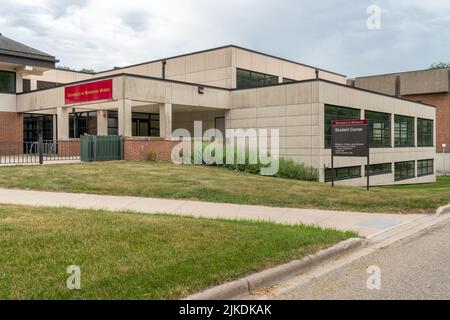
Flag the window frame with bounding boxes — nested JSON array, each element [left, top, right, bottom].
[[236, 68, 279, 89], [365, 110, 391, 148], [394, 115, 415, 147], [417, 118, 434, 147], [325, 166, 362, 182], [0, 70, 16, 94], [417, 159, 434, 177], [394, 161, 416, 181], [365, 163, 392, 177], [324, 104, 361, 148]]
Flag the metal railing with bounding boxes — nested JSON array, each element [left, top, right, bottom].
[[0, 138, 80, 164]]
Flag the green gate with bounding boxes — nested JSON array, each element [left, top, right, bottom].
[[80, 136, 123, 162]]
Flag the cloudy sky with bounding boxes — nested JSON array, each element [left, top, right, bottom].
[[0, 0, 449, 77]]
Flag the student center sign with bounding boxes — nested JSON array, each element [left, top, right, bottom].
[[0, 33, 436, 186], [331, 120, 370, 189]]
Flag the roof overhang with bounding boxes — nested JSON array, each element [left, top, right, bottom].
[[0, 51, 58, 69]]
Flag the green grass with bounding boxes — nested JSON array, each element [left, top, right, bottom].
[[0, 161, 448, 213], [0, 204, 355, 300]]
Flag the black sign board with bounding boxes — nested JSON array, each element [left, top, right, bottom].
[[330, 120, 370, 190], [331, 120, 369, 157]]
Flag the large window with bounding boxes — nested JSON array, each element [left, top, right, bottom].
[[395, 115, 415, 147], [132, 112, 160, 137], [236, 69, 278, 89], [0, 70, 16, 93], [69, 111, 97, 138], [23, 114, 54, 142], [324, 105, 361, 148], [417, 118, 434, 147], [417, 159, 434, 177], [325, 166, 361, 182], [395, 161, 415, 181], [365, 163, 392, 176], [365, 111, 391, 147]]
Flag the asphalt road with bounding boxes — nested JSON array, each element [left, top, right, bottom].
[[277, 220, 450, 300]]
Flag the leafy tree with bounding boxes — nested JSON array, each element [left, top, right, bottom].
[[429, 62, 450, 69], [80, 68, 95, 74], [56, 65, 74, 71], [56, 66, 95, 74]]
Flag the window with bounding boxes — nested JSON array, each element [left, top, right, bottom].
[[108, 111, 119, 136], [23, 79, 31, 92], [132, 112, 160, 137], [365, 163, 392, 176], [0, 70, 16, 93], [324, 105, 361, 148], [395, 161, 415, 181], [283, 78, 296, 83], [417, 118, 434, 147], [325, 166, 361, 182], [23, 113, 54, 143], [417, 159, 434, 177], [236, 68, 278, 89], [365, 111, 391, 147], [37, 80, 59, 90], [395, 115, 415, 147], [69, 111, 97, 138]]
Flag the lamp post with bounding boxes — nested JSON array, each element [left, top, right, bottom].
[[443, 144, 447, 176]]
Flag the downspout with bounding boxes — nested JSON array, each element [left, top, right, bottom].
[[162, 60, 167, 79]]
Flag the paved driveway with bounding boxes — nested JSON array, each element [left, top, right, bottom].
[[265, 219, 450, 300]]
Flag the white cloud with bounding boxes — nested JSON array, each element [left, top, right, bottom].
[[0, 0, 448, 76]]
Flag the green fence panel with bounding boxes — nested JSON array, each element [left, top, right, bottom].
[[80, 136, 123, 162], [80, 135, 94, 162]]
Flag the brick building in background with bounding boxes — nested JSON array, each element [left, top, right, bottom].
[[350, 68, 450, 172]]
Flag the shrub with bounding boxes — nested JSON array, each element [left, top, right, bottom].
[[276, 159, 319, 181], [184, 141, 318, 182], [146, 150, 158, 162]]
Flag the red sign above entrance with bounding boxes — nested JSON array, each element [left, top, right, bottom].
[[65, 79, 113, 105]]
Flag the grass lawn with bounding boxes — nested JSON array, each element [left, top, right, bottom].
[[0, 204, 355, 300], [0, 161, 448, 213]]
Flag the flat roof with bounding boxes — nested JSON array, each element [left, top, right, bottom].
[[18, 72, 434, 109], [67, 44, 346, 78], [354, 67, 450, 79]]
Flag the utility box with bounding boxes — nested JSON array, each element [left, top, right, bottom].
[[80, 135, 123, 162]]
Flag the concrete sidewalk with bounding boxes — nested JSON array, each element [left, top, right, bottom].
[[0, 188, 426, 237]]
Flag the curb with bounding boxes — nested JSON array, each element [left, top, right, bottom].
[[436, 203, 450, 216], [184, 237, 364, 300]]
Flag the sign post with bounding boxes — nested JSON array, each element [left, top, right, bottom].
[[331, 120, 370, 190]]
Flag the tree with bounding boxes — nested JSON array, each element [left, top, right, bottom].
[[429, 62, 450, 70], [79, 68, 95, 74]]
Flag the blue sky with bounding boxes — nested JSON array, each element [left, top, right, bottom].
[[0, 0, 449, 77]]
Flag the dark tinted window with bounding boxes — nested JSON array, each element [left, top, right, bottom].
[[0, 70, 15, 93], [324, 105, 360, 148], [236, 68, 278, 88], [366, 111, 391, 147]]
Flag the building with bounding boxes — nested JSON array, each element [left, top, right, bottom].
[[0, 33, 436, 186], [350, 68, 449, 172]]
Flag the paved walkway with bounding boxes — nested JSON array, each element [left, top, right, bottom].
[[0, 188, 426, 237]]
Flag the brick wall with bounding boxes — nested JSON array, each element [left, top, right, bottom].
[[404, 93, 449, 153], [0, 112, 23, 142], [58, 139, 80, 157], [124, 138, 181, 161]]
